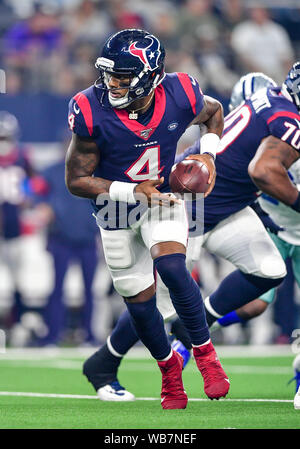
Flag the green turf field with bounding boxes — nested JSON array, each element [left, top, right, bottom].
[[0, 346, 299, 429]]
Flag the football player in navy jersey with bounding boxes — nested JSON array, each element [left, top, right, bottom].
[[65, 29, 230, 409], [83, 64, 300, 402], [0, 111, 46, 324], [180, 66, 300, 330], [0, 111, 26, 323], [201, 74, 300, 334]]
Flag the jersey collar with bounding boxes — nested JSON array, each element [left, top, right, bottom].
[[113, 84, 166, 141]]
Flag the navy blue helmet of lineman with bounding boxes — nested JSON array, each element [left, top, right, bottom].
[[229, 72, 277, 111], [95, 28, 166, 109], [282, 62, 300, 112]]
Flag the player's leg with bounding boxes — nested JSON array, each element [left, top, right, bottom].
[[3, 237, 25, 322], [167, 209, 287, 347], [78, 244, 98, 343], [83, 288, 189, 401], [85, 226, 187, 409], [87, 239, 195, 400], [291, 246, 300, 408], [125, 283, 188, 409], [156, 236, 201, 367], [142, 201, 230, 400], [211, 299, 269, 331], [41, 237, 71, 345], [211, 232, 290, 331], [293, 354, 300, 409], [202, 207, 286, 326], [83, 309, 138, 401]]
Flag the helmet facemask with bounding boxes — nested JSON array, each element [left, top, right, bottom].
[[282, 62, 300, 112], [102, 70, 134, 109]]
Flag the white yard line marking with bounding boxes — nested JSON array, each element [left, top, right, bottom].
[[0, 391, 293, 403]]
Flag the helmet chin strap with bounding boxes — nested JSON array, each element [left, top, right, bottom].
[[108, 91, 133, 109]]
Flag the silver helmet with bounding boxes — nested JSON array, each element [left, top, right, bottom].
[[229, 72, 277, 111]]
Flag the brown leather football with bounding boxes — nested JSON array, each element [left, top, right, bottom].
[[169, 159, 209, 194]]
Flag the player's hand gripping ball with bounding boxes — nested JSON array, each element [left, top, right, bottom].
[[169, 159, 210, 195]]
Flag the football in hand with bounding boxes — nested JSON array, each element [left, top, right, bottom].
[[169, 159, 210, 194]]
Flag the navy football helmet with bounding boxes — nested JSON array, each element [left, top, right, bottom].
[[282, 62, 300, 112], [229, 72, 277, 111], [95, 29, 165, 108]]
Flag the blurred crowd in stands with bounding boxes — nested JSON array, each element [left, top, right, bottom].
[[1, 0, 300, 98], [0, 0, 300, 348]]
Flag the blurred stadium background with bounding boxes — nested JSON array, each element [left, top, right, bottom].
[[1, 0, 300, 350]]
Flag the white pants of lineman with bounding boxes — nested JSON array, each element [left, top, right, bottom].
[[155, 206, 287, 321], [97, 200, 188, 298]]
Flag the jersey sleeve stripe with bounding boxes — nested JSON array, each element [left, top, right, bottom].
[[176, 72, 197, 115], [73, 92, 93, 136], [267, 111, 300, 125]]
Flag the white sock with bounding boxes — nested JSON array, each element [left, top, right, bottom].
[[192, 338, 211, 348], [107, 336, 124, 358]]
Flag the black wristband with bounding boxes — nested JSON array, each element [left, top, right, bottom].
[[291, 192, 300, 212]]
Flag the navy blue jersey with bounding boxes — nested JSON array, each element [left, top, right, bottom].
[[177, 87, 300, 233], [0, 147, 30, 239], [68, 73, 204, 228]]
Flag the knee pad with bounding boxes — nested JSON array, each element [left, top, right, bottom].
[[102, 233, 135, 270], [259, 254, 287, 279]]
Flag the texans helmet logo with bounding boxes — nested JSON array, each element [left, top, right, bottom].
[[129, 36, 161, 71]]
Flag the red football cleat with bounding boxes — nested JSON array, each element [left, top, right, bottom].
[[157, 350, 188, 410], [193, 341, 230, 400]]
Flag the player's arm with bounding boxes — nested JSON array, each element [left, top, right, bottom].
[[190, 95, 224, 138], [185, 96, 224, 197], [248, 135, 300, 211], [66, 134, 177, 206], [65, 133, 111, 199]]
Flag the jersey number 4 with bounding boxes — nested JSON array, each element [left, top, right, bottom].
[[125, 146, 164, 182]]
